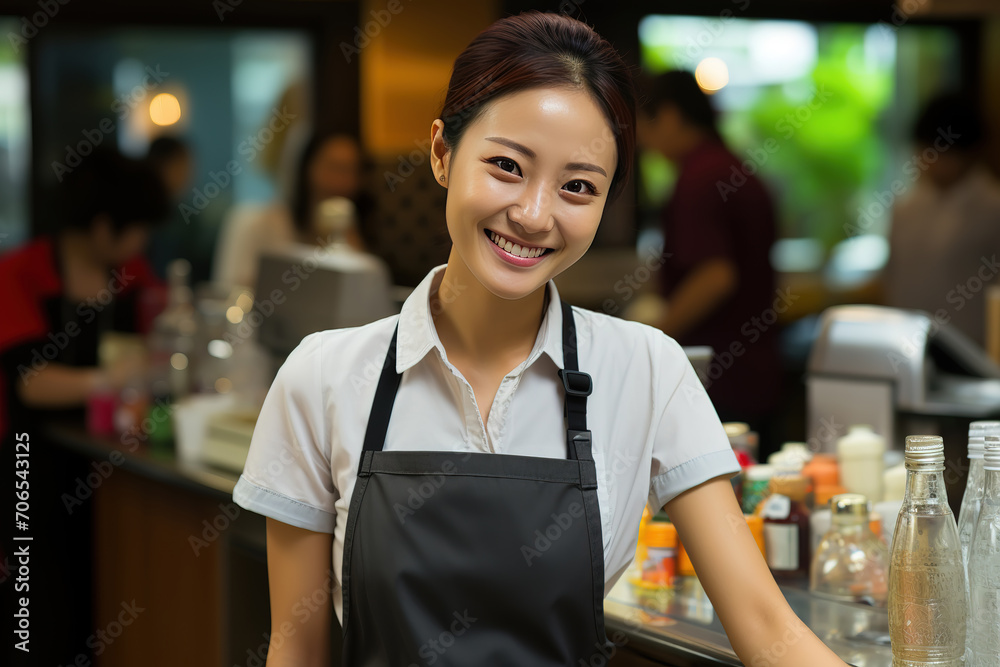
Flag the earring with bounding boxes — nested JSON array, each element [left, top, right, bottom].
[[439, 175, 446, 182]]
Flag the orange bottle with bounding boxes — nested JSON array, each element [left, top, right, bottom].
[[642, 521, 678, 586]]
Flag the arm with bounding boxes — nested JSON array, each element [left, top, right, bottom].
[[16, 348, 145, 407], [665, 476, 847, 667], [16, 364, 104, 407], [264, 518, 334, 667], [658, 257, 737, 339]]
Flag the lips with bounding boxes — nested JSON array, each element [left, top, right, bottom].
[[484, 229, 552, 259]]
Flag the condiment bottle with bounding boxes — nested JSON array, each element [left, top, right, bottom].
[[809, 493, 888, 606], [837, 424, 885, 502], [642, 522, 677, 587], [742, 464, 774, 514], [759, 463, 811, 580]]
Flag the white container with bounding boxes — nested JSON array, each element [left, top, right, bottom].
[[837, 425, 885, 502], [883, 463, 906, 502]]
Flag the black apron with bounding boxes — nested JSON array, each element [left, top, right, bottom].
[[341, 300, 613, 665]]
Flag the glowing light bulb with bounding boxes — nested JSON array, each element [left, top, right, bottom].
[[150, 93, 181, 126], [695, 57, 729, 93]]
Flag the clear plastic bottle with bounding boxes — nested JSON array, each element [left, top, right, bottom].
[[889, 435, 966, 667], [810, 493, 889, 606], [969, 436, 1000, 666], [958, 422, 1000, 584]]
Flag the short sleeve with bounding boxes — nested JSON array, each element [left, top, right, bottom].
[[233, 333, 338, 532], [648, 334, 740, 510]]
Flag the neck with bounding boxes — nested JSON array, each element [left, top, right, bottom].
[[431, 248, 549, 370], [673, 127, 712, 161]]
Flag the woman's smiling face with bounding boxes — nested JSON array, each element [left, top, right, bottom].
[[431, 86, 618, 300]]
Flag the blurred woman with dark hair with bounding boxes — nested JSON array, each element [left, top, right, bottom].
[[213, 132, 374, 288]]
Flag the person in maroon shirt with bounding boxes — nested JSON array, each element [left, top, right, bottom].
[[0, 149, 169, 667], [638, 71, 780, 431]]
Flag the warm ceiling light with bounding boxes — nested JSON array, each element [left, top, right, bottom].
[[695, 57, 729, 93], [150, 93, 181, 126]]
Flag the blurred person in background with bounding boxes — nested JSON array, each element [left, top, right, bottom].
[[145, 135, 195, 279], [637, 70, 780, 437], [0, 148, 169, 666], [213, 132, 375, 289], [884, 93, 1000, 347]]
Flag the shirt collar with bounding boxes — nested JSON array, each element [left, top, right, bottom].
[[395, 263, 565, 374]]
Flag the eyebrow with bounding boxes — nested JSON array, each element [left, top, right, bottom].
[[485, 136, 608, 178]]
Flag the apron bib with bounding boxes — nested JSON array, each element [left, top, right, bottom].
[[341, 301, 612, 665]]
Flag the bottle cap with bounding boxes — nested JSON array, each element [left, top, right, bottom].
[[724, 422, 750, 438], [904, 435, 944, 470], [969, 421, 1000, 458], [831, 493, 870, 521], [644, 521, 678, 548], [986, 436, 1000, 472], [969, 436, 986, 458], [745, 464, 775, 481], [971, 421, 1000, 437], [780, 442, 813, 462], [769, 454, 805, 473], [771, 474, 809, 501]]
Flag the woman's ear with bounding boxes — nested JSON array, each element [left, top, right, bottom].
[[430, 119, 450, 187]]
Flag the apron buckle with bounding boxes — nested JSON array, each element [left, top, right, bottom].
[[558, 369, 593, 397]]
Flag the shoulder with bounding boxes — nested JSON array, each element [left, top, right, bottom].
[[683, 141, 738, 182], [0, 238, 60, 347], [0, 237, 61, 304], [280, 313, 400, 389], [570, 305, 689, 374], [0, 237, 57, 285]]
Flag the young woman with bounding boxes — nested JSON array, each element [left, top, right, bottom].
[[233, 12, 848, 667], [213, 133, 374, 289]]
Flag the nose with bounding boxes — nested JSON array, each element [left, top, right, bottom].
[[507, 179, 555, 234]]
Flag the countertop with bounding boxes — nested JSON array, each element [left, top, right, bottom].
[[48, 422, 894, 667], [604, 574, 892, 666]]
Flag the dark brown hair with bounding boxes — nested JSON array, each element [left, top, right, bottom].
[[439, 11, 636, 202]]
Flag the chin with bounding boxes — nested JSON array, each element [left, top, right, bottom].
[[475, 258, 553, 302]]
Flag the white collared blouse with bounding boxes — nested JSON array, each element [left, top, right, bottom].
[[233, 263, 740, 623]]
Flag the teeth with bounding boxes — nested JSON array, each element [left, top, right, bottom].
[[488, 230, 546, 259]]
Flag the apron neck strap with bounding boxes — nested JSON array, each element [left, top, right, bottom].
[[360, 299, 594, 465]]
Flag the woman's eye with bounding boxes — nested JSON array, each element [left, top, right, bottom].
[[564, 179, 598, 196], [488, 157, 521, 175]]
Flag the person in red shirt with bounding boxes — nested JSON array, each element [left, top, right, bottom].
[[638, 71, 780, 434], [0, 150, 169, 438], [0, 148, 169, 667]]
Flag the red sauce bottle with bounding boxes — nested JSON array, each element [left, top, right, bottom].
[[759, 471, 811, 580]]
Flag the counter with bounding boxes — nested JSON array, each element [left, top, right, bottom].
[[604, 576, 891, 666], [48, 423, 892, 667]]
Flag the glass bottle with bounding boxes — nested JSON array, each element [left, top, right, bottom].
[[889, 435, 966, 667], [760, 463, 811, 580], [969, 436, 1000, 666], [148, 259, 198, 400], [810, 493, 889, 606]]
